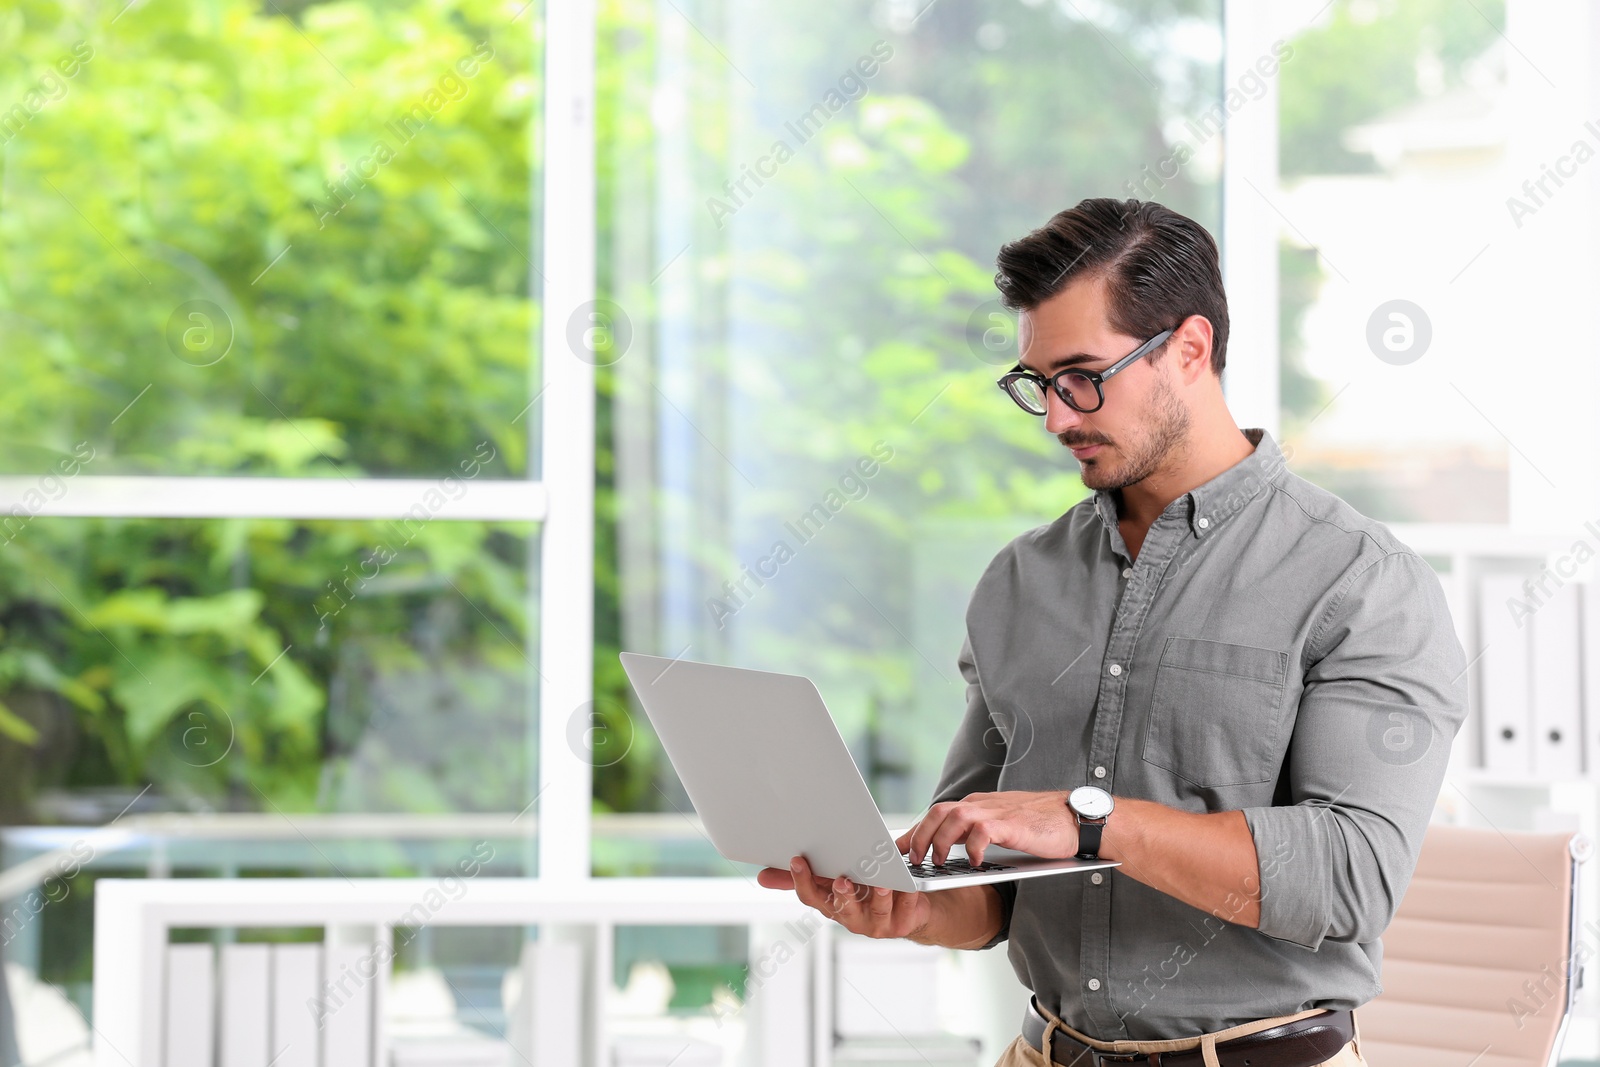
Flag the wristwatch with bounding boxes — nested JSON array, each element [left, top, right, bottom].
[[1067, 785, 1115, 860]]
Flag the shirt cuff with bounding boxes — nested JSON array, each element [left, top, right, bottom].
[[1242, 803, 1335, 951], [977, 879, 1018, 950]]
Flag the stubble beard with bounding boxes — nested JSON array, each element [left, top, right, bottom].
[[1063, 373, 1191, 492]]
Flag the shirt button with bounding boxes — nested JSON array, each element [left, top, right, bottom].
[[1087, 978, 1101, 991], [1091, 872, 1103, 885], [1108, 664, 1122, 677], [1093, 765, 1106, 779], [1197, 517, 1210, 530], [1121, 567, 1132, 579]]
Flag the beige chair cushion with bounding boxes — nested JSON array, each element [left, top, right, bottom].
[[1360, 824, 1577, 1067]]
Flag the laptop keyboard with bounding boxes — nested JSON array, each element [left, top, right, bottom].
[[905, 856, 1017, 877]]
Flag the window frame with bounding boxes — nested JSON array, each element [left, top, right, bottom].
[[0, 0, 1298, 893], [0, 0, 594, 883]]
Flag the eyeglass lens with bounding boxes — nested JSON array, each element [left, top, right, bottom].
[[1009, 372, 1098, 414], [1011, 376, 1046, 413], [1056, 373, 1099, 411]]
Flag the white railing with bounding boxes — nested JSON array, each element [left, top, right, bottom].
[[1, 812, 932, 903], [93, 877, 828, 1067]]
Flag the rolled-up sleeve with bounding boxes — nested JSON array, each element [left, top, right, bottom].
[[929, 634, 1016, 949], [1243, 550, 1467, 950]]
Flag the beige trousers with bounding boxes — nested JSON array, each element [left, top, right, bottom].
[[994, 1005, 1368, 1067]]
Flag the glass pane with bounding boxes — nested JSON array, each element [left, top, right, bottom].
[[0, 517, 535, 821], [0, 515, 538, 1035], [1276, 1, 1508, 522], [391, 924, 530, 1047], [1011, 376, 1047, 415], [611, 925, 750, 1064], [0, 0, 541, 478], [1061, 373, 1102, 412], [593, 0, 1224, 865]]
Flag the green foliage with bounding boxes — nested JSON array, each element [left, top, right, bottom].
[[0, 0, 1235, 831], [0, 0, 536, 476], [590, 0, 1223, 817], [1279, 240, 1329, 431], [0, 513, 533, 818], [1280, 0, 1504, 176], [0, 0, 538, 818]]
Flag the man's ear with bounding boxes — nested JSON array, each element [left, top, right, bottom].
[[1171, 315, 1215, 384]]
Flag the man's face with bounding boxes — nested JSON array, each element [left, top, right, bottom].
[[1015, 274, 1191, 492]]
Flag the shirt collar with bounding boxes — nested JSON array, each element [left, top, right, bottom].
[[1092, 428, 1285, 542]]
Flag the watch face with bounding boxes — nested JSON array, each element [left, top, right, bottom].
[[1069, 785, 1114, 819]]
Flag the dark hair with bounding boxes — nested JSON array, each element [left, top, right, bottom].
[[993, 198, 1230, 374]]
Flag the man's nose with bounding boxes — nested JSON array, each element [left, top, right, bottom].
[[1044, 389, 1084, 435]]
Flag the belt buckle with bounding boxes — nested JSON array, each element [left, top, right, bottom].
[[1090, 1053, 1148, 1067]]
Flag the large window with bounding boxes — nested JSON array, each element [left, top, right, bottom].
[[592, 0, 1226, 861], [20, 0, 1513, 1053], [1274, 0, 1510, 522], [0, 0, 543, 1026], [7, 1, 1586, 1061]]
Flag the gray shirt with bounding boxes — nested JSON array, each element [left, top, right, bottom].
[[931, 427, 1466, 1039]]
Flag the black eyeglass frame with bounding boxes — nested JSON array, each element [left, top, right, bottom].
[[996, 325, 1177, 415]]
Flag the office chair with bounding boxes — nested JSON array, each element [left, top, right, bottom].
[[1359, 823, 1589, 1067]]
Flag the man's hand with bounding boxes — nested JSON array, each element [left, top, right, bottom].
[[898, 791, 1079, 867], [756, 856, 934, 939]]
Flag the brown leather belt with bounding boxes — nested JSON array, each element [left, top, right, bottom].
[[1021, 1000, 1355, 1067]]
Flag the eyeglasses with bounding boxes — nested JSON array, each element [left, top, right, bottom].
[[996, 327, 1176, 415]]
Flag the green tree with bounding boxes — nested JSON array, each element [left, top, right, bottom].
[[1280, 0, 1503, 177], [591, 0, 1224, 822], [0, 0, 539, 818]]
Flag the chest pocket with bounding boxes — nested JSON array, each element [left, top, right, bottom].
[[1140, 637, 1290, 788]]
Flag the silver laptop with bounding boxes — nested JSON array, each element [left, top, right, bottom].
[[618, 652, 1118, 892]]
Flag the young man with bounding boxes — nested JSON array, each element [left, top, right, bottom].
[[758, 199, 1466, 1066]]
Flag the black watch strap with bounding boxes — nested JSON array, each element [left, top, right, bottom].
[[1075, 820, 1103, 860]]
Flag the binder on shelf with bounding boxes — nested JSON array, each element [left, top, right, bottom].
[[1530, 580, 1583, 778], [1583, 581, 1600, 775], [1478, 575, 1532, 774]]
